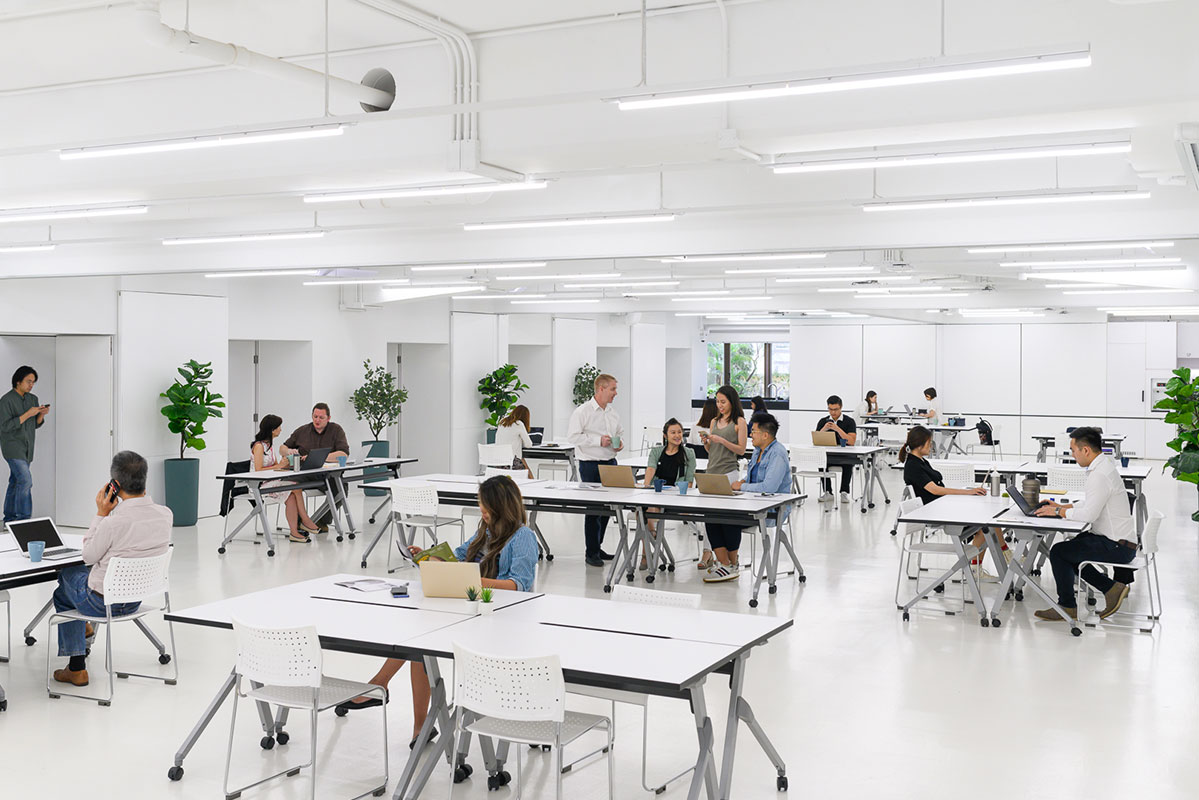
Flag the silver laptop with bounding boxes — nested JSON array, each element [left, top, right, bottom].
[[7, 517, 81, 560]]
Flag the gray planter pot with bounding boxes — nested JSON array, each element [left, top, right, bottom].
[[164, 457, 200, 527], [486, 428, 497, 444], [362, 440, 390, 497]]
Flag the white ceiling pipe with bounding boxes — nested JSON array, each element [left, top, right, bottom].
[[132, 0, 394, 111]]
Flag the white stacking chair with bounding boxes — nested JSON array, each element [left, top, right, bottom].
[[224, 619, 388, 800], [449, 643, 614, 800], [479, 443, 516, 473], [895, 497, 981, 620], [387, 482, 465, 571], [1046, 466, 1089, 493], [936, 461, 976, 488], [0, 589, 9, 663], [1054, 433, 1074, 463], [788, 445, 839, 511], [966, 420, 1003, 460], [46, 551, 177, 706], [1077, 511, 1163, 633], [638, 426, 658, 454], [560, 585, 701, 793]]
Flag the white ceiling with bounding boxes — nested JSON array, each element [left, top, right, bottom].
[[2, 0, 1199, 321]]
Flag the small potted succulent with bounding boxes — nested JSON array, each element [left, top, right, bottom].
[[479, 586, 495, 615], [465, 586, 481, 615]]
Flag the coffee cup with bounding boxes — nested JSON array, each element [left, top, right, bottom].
[[1120, 456, 1130, 468], [676, 480, 688, 495], [28, 540, 45, 562], [653, 478, 664, 492], [337, 455, 347, 468], [611, 434, 621, 450]]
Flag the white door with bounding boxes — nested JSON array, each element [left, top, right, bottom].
[[55, 336, 114, 528]]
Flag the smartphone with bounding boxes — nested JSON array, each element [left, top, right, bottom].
[[390, 585, 409, 598], [106, 480, 120, 500]]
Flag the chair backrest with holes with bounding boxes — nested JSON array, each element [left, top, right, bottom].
[[390, 481, 440, 518], [483, 466, 524, 480], [789, 446, 828, 472], [452, 643, 564, 723], [877, 424, 908, 445], [479, 443, 515, 468], [1142, 510, 1163, 554], [612, 584, 701, 609], [936, 462, 975, 487], [232, 618, 322, 688], [102, 551, 172, 605], [1047, 466, 1088, 492], [899, 497, 926, 536]]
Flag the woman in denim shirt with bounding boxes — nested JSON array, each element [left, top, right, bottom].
[[336, 476, 538, 745]]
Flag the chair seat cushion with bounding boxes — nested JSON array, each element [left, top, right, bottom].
[[401, 515, 462, 528], [245, 676, 383, 711], [53, 604, 163, 623], [466, 710, 609, 747]]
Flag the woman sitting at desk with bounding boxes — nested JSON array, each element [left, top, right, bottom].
[[899, 425, 1009, 578], [494, 404, 535, 474], [250, 414, 318, 544], [639, 418, 697, 570], [856, 390, 879, 419], [336, 475, 538, 746]]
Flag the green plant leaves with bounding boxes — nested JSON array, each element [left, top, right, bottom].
[[573, 363, 600, 407], [478, 364, 529, 427], [349, 359, 408, 440], [161, 359, 223, 459]]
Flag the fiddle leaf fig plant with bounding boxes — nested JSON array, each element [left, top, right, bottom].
[[1155, 366, 1199, 520], [160, 359, 225, 460], [478, 364, 529, 428]]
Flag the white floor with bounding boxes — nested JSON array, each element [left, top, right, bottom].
[[0, 462, 1195, 799]]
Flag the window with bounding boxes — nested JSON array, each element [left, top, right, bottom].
[[705, 341, 789, 400]]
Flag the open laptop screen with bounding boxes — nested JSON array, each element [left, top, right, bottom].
[[7, 517, 65, 552]]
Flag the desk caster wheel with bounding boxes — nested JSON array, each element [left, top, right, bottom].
[[347, 533, 356, 540], [868, 503, 875, 509], [749, 598, 759, 608], [360, 561, 368, 569], [890, 529, 897, 536], [769, 585, 777, 594], [603, 585, 612, 593], [933, 584, 945, 594], [335, 705, 348, 717], [992, 618, 1002, 628], [260, 736, 275, 750], [25, 636, 35, 646], [453, 765, 473, 784], [902, 611, 910, 621], [276, 732, 290, 745], [667, 564, 675, 572], [546, 554, 554, 561], [1014, 591, 1024, 602], [159, 653, 171, 665], [336, 535, 344, 543], [658, 563, 666, 572], [218, 547, 226, 555], [368, 517, 376, 524], [980, 618, 990, 628], [884, 498, 891, 505], [798, 574, 807, 583], [1086, 596, 1098, 607], [777, 775, 788, 791], [267, 550, 275, 557], [625, 572, 635, 583], [646, 575, 655, 584], [860, 508, 867, 514], [1071, 626, 1082, 637], [167, 766, 183, 781]]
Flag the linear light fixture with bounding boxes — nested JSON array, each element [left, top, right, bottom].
[[495, 272, 621, 282], [626, 289, 730, 297], [511, 298, 602, 305], [672, 295, 773, 302], [380, 286, 486, 302], [464, 213, 675, 231], [1000, 257, 1181, 268], [0, 205, 148, 224], [959, 310, 1045, 318], [774, 140, 1129, 174], [409, 262, 547, 272], [60, 123, 347, 160], [165, 230, 325, 246], [774, 275, 909, 284], [1098, 306, 1199, 315], [304, 180, 546, 204], [563, 281, 679, 289], [454, 293, 546, 300], [854, 292, 970, 299], [610, 45, 1091, 110], [661, 252, 826, 263], [302, 277, 412, 286], [968, 240, 1174, 254], [204, 269, 322, 278], [1062, 288, 1194, 296], [821, 285, 944, 293], [1044, 283, 1119, 289], [0, 243, 56, 253], [1023, 268, 1186, 281], [725, 266, 875, 276], [863, 189, 1150, 212]]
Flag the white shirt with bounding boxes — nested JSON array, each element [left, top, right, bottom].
[[494, 420, 533, 461], [688, 425, 708, 446], [924, 401, 939, 426], [1064, 453, 1134, 542], [854, 401, 873, 419], [567, 397, 624, 461], [82, 495, 172, 594]]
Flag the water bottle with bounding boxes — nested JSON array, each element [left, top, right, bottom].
[[989, 470, 1001, 497], [1021, 475, 1041, 507]]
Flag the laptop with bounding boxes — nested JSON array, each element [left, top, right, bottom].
[[419, 561, 483, 599], [298, 447, 332, 470], [882, 405, 894, 414], [1005, 482, 1052, 517], [811, 430, 837, 447], [7, 517, 81, 560], [598, 464, 647, 489], [529, 427, 545, 445], [903, 404, 912, 415], [695, 472, 739, 496]]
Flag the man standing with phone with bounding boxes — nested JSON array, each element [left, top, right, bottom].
[[1, 366, 49, 526]]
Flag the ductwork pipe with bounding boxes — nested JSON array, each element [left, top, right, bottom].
[[133, 0, 394, 111]]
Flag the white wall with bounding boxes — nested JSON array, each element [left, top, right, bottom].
[[628, 323, 666, 449], [400, 343, 451, 474], [54, 336, 113, 528], [258, 340, 314, 447], [551, 318, 597, 436], [597, 346, 631, 438], [226, 340, 256, 456], [0, 336, 56, 517], [665, 347, 693, 423], [789, 325, 863, 434], [450, 313, 507, 473], [509, 344, 552, 432]]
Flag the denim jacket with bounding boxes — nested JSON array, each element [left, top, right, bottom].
[[453, 525, 538, 592], [741, 439, 792, 494]]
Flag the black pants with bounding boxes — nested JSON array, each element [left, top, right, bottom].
[[1049, 532, 1137, 608], [705, 523, 742, 554], [820, 464, 854, 494], [579, 459, 616, 558]]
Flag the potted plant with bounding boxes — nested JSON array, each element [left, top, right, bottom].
[[479, 586, 495, 615], [572, 363, 601, 407], [465, 585, 481, 615], [1155, 366, 1199, 520], [159, 359, 225, 526], [478, 364, 529, 443], [349, 359, 408, 496]]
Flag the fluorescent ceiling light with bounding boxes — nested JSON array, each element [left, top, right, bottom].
[[1044, 283, 1118, 289], [0, 205, 148, 224], [1062, 288, 1193, 296], [662, 252, 826, 263], [303, 277, 412, 286], [0, 243, 56, 253], [464, 214, 675, 231], [165, 230, 325, 246], [495, 272, 620, 282], [304, 180, 546, 204], [454, 293, 545, 300], [774, 275, 909, 284], [626, 289, 729, 297], [672, 295, 773, 302], [410, 262, 547, 272], [1098, 306, 1199, 315], [863, 190, 1150, 212], [774, 141, 1129, 174], [968, 240, 1174, 254], [725, 266, 874, 276], [381, 285, 485, 302], [511, 298, 602, 305], [1023, 268, 1186, 281], [564, 281, 679, 289], [959, 311, 1045, 318], [611, 46, 1091, 110], [1000, 257, 1181, 268], [825, 285, 946, 294], [204, 269, 321, 278], [855, 292, 970, 299], [60, 123, 346, 160]]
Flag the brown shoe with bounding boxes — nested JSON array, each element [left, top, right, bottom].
[[1034, 606, 1077, 622], [53, 668, 89, 687], [84, 623, 95, 638], [1100, 582, 1130, 619]]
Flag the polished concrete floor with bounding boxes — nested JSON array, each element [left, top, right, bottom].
[[0, 462, 1194, 799]]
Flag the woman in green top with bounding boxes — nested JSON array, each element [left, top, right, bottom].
[[698, 385, 748, 573], [638, 418, 696, 569]]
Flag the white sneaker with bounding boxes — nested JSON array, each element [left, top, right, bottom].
[[703, 564, 741, 583], [818, 492, 834, 503], [840, 492, 851, 503]]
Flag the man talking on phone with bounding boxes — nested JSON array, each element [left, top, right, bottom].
[[49, 451, 171, 687], [1, 366, 49, 525]]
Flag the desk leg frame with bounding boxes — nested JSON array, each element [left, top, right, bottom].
[[603, 506, 635, 593], [333, 473, 358, 539], [748, 504, 804, 608]]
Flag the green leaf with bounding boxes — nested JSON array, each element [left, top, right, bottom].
[[1174, 366, 1192, 383]]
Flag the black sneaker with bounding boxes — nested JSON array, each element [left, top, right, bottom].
[[585, 555, 604, 567], [598, 550, 615, 561]]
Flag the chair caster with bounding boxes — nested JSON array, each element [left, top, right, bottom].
[[336, 536, 344, 543], [25, 636, 35, 646], [749, 598, 759, 608], [1014, 591, 1024, 602], [1031, 569, 1041, 576], [769, 585, 777, 594], [348, 533, 356, 540], [645, 575, 655, 584], [360, 561, 368, 569], [335, 705, 348, 717], [167, 766, 183, 781], [276, 731, 290, 745], [890, 529, 897, 536], [453, 764, 473, 784], [933, 583, 945, 594], [159, 653, 172, 665], [798, 574, 807, 583], [603, 585, 612, 593], [991, 618, 1002, 628], [1086, 596, 1098, 607], [545, 554, 554, 561], [260, 736, 275, 750], [902, 611, 910, 621], [777, 774, 789, 791], [487, 770, 511, 790], [267, 550, 275, 557], [980, 618, 990, 628], [217, 547, 226, 555], [1071, 626, 1082, 637]]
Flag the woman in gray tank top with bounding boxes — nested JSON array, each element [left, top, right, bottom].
[[699, 386, 748, 579]]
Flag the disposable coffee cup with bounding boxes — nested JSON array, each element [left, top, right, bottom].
[[28, 540, 45, 562]]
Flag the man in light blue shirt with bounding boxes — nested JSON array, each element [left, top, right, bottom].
[[733, 414, 792, 495]]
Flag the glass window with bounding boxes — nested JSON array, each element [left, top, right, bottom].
[[704, 341, 789, 402], [706, 342, 725, 394], [768, 342, 790, 400], [729, 343, 764, 397]]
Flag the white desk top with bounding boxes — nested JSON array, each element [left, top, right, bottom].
[[522, 443, 575, 452], [1031, 433, 1126, 442], [217, 457, 417, 482], [618, 455, 710, 471], [791, 444, 887, 457], [898, 495, 1089, 533], [308, 574, 539, 616], [0, 532, 88, 580]]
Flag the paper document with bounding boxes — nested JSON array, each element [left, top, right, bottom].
[[334, 578, 408, 593]]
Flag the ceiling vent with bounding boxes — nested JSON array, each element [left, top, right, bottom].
[[1176, 123, 1199, 189]]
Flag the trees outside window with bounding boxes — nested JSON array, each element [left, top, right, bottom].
[[705, 342, 788, 400]]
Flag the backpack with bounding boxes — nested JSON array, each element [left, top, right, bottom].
[[977, 419, 994, 446]]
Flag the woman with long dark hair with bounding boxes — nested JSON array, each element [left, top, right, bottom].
[[699, 385, 748, 579], [494, 404, 534, 473], [337, 476, 538, 745], [856, 391, 879, 419], [250, 414, 319, 544], [640, 418, 697, 569]]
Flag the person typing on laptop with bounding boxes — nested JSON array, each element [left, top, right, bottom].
[[815, 395, 857, 504], [279, 403, 349, 533], [50, 451, 171, 687], [336, 476, 538, 747]]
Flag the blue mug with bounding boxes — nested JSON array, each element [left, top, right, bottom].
[[838, 438, 847, 447], [27, 540, 45, 562], [653, 478, 664, 492], [1120, 456, 1130, 468], [676, 480, 689, 495]]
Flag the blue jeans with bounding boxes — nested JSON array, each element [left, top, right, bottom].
[[3, 457, 32, 523], [53, 564, 141, 658]]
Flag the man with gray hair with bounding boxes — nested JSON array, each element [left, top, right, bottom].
[[50, 450, 172, 687]]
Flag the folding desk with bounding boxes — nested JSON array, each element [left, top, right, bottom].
[[805, 444, 890, 514], [521, 443, 579, 481], [1031, 433, 1127, 462]]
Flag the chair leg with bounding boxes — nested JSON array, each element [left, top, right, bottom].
[[555, 732, 563, 800], [309, 707, 319, 800], [223, 677, 242, 799]]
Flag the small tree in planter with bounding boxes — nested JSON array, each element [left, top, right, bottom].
[[478, 364, 529, 436], [350, 359, 408, 495], [1155, 366, 1199, 520], [573, 363, 601, 407], [159, 359, 225, 526]]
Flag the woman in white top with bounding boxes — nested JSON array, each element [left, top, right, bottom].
[[250, 414, 318, 544], [494, 404, 534, 475], [688, 398, 718, 446], [855, 390, 879, 420], [920, 387, 940, 426]]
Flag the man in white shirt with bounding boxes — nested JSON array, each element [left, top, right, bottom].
[[567, 373, 624, 567], [50, 451, 172, 687], [1034, 427, 1137, 621]]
